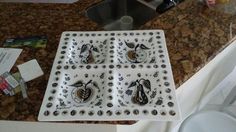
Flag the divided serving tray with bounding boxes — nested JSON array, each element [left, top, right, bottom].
[[38, 30, 180, 121]]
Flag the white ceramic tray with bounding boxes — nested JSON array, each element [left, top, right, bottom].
[[38, 30, 180, 121]]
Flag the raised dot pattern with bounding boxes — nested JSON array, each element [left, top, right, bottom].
[[40, 31, 178, 121]]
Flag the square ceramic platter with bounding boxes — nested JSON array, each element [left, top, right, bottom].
[[38, 30, 180, 121]]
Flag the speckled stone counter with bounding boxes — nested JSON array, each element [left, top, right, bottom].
[[142, 0, 235, 87], [0, 0, 235, 124]]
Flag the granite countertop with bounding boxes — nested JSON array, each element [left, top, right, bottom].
[[0, 0, 235, 124]]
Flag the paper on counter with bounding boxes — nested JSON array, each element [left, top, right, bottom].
[[0, 48, 22, 75], [17, 59, 44, 82]]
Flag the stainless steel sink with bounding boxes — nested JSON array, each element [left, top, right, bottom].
[[86, 0, 158, 30]]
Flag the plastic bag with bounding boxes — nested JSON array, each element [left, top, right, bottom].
[[207, 0, 236, 15]]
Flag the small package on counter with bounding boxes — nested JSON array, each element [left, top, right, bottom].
[[0, 72, 28, 98], [3, 36, 47, 48], [0, 72, 19, 96], [206, 0, 236, 15], [0, 59, 44, 98]]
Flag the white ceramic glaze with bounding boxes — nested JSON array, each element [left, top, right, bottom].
[[38, 30, 180, 121]]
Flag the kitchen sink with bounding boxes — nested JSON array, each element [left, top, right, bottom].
[[86, 0, 158, 30]]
